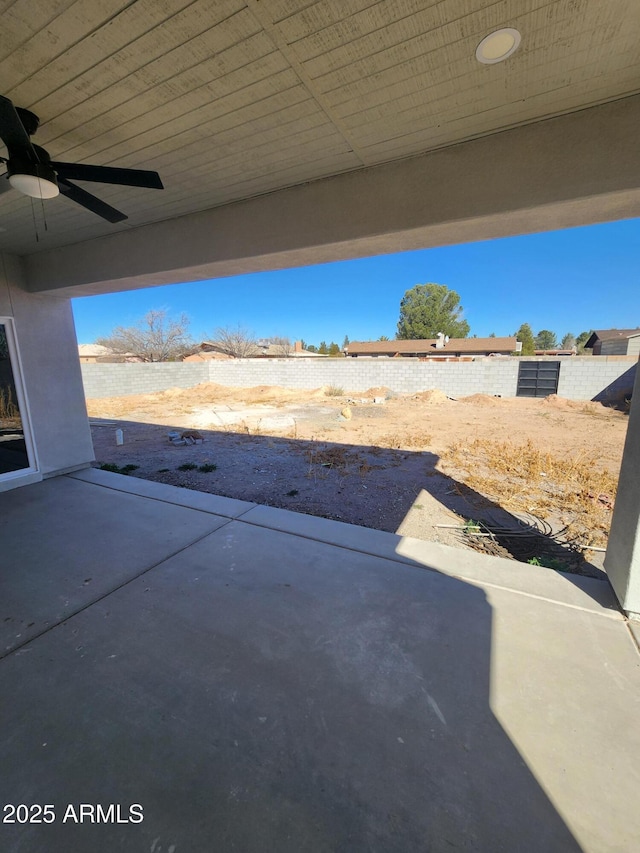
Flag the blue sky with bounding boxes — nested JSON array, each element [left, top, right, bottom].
[[72, 217, 640, 346]]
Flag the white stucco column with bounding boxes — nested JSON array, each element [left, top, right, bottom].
[[0, 253, 95, 484], [605, 364, 640, 617]]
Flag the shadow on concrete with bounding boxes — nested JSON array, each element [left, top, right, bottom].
[[90, 417, 605, 579], [0, 474, 585, 851]]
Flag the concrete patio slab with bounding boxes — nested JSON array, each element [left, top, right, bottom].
[[243, 503, 621, 617], [0, 476, 230, 655], [1, 475, 639, 853]]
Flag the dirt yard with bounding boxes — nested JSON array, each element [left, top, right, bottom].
[[86, 383, 629, 578]]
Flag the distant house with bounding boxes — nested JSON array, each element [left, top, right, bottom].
[[248, 340, 326, 358], [184, 340, 324, 360], [534, 349, 576, 357], [78, 344, 131, 364], [78, 344, 113, 363], [182, 348, 233, 362], [584, 329, 640, 356], [78, 344, 142, 363], [344, 335, 519, 358], [290, 341, 327, 357]]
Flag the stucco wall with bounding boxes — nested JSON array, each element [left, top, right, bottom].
[[0, 253, 94, 482], [80, 357, 637, 402]]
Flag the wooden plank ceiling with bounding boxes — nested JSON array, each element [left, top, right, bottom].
[[1, 0, 639, 255]]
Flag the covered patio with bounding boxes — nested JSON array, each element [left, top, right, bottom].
[[2, 2, 640, 849], [1, 469, 638, 851]]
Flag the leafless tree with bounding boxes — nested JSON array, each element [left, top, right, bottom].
[[212, 324, 257, 358], [96, 309, 193, 362], [269, 336, 293, 357]]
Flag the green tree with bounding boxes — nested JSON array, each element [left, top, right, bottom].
[[489, 332, 496, 338], [514, 323, 535, 355], [378, 335, 390, 341], [318, 341, 328, 355], [396, 283, 470, 340], [535, 329, 558, 350], [575, 330, 594, 354], [561, 332, 576, 350], [328, 342, 341, 357], [306, 344, 318, 353], [342, 335, 350, 350]]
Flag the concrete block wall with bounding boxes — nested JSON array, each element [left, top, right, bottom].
[[556, 357, 637, 402], [81, 362, 208, 398], [205, 358, 520, 397], [79, 357, 637, 402]]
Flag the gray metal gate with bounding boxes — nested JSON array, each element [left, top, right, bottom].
[[516, 361, 560, 397]]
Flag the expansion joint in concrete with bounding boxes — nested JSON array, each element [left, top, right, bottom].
[[0, 520, 232, 663]]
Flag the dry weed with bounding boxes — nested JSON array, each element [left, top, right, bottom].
[[234, 419, 264, 436], [443, 438, 617, 547], [324, 385, 344, 397], [378, 430, 433, 450], [358, 461, 372, 477], [0, 386, 20, 420], [305, 445, 354, 469]]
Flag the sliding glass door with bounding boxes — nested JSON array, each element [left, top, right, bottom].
[[0, 319, 37, 483]]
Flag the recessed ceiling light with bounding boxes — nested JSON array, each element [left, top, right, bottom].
[[476, 28, 521, 64]]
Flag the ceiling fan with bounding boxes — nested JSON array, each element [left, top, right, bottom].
[[0, 95, 163, 223]]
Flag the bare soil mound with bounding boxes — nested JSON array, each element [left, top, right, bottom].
[[412, 389, 449, 404], [361, 386, 392, 397], [460, 393, 502, 406], [542, 394, 614, 416], [157, 383, 328, 405]]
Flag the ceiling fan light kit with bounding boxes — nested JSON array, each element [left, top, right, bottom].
[[8, 162, 59, 198], [0, 95, 163, 222]]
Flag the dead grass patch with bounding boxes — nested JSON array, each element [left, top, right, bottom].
[[304, 445, 356, 469], [324, 384, 345, 397], [443, 438, 617, 547], [378, 430, 433, 450]]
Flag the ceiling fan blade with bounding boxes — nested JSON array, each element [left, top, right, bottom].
[[52, 161, 163, 189], [58, 178, 128, 223], [0, 96, 37, 159]]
